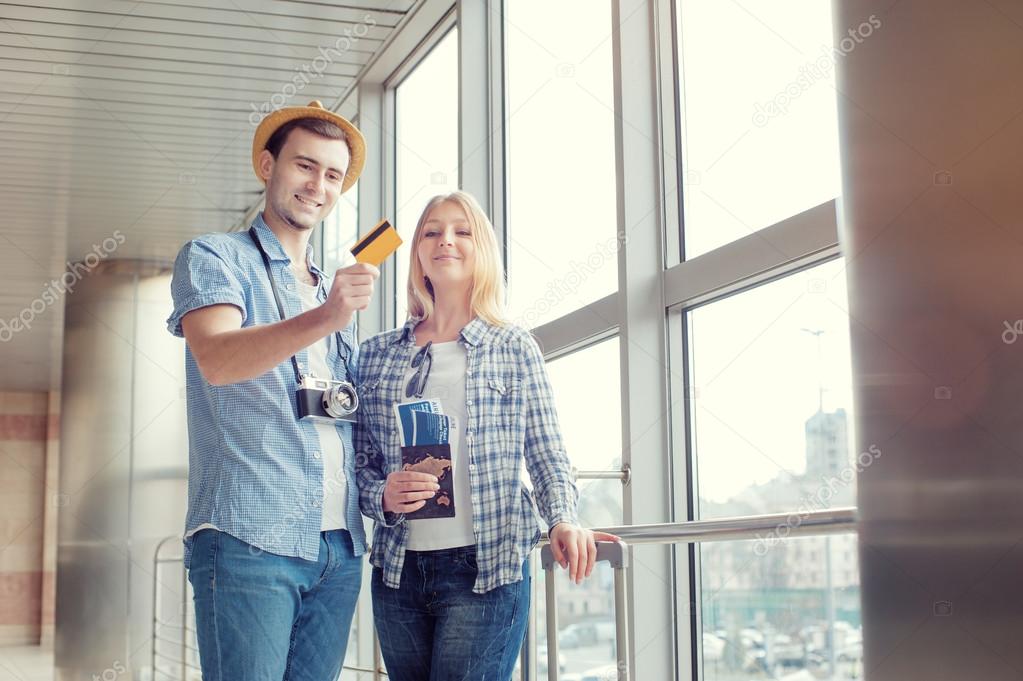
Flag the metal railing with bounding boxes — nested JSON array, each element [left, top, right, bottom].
[[151, 506, 857, 681], [152, 536, 202, 681]]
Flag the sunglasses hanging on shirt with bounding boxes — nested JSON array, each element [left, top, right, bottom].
[[405, 341, 433, 399]]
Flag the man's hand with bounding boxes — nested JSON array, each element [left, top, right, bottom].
[[322, 262, 379, 330], [549, 523, 621, 584], [382, 471, 439, 514]]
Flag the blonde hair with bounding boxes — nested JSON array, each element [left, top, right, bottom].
[[406, 191, 507, 326]]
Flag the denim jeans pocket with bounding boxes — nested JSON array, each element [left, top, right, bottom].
[[455, 547, 478, 573]]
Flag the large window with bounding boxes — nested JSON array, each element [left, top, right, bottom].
[[394, 29, 459, 322], [676, 0, 842, 259], [686, 258, 862, 680], [699, 535, 862, 681], [533, 338, 624, 679], [546, 337, 623, 528], [687, 259, 857, 519], [323, 179, 359, 275], [505, 0, 619, 329]]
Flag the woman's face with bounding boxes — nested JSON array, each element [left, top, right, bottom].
[[417, 200, 476, 294]]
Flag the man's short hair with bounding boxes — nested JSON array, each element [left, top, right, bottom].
[[264, 117, 348, 159]]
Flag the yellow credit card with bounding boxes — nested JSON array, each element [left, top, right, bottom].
[[351, 219, 402, 267]]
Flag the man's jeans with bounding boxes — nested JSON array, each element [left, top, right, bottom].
[[372, 546, 530, 681], [187, 528, 362, 681]]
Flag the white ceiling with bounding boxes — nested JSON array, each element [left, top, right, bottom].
[[0, 0, 416, 391]]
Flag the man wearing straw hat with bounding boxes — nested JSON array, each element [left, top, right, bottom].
[[167, 101, 378, 680]]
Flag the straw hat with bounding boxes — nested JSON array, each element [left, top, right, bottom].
[[251, 100, 365, 194]]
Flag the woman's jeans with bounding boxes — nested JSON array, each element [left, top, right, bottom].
[[372, 546, 530, 681], [187, 528, 362, 681]]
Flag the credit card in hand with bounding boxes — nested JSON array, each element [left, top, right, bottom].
[[351, 219, 402, 267]]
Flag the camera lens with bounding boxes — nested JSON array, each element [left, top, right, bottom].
[[322, 383, 358, 418]]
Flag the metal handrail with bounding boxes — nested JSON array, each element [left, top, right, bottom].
[[573, 466, 631, 484], [568, 506, 857, 545], [521, 507, 858, 680]]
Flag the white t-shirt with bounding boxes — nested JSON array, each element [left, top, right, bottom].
[[402, 340, 476, 551], [296, 279, 347, 532]]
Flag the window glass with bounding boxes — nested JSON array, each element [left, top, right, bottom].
[[677, 0, 844, 258], [505, 0, 619, 328]]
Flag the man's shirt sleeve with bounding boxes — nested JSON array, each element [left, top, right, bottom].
[[167, 238, 247, 338]]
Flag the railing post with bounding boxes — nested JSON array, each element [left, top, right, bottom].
[[520, 549, 538, 681], [540, 540, 631, 681]]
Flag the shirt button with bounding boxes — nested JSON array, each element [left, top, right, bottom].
[[469, 464, 477, 472], [466, 400, 473, 406], [286, 283, 295, 291], [313, 451, 321, 460]]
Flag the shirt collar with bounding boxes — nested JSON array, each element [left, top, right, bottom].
[[391, 316, 491, 347], [251, 213, 323, 277]]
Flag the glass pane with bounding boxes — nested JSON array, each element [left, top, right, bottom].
[[677, 0, 843, 259], [512, 337, 622, 680], [545, 336, 623, 527], [395, 30, 459, 323], [687, 259, 862, 519], [505, 0, 619, 329], [323, 179, 359, 275], [700, 535, 862, 681]]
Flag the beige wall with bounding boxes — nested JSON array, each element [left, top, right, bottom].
[[0, 392, 59, 646]]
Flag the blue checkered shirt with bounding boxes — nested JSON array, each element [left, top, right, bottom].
[[355, 317, 579, 593], [166, 213, 367, 567]]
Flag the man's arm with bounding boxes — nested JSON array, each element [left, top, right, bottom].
[[182, 263, 378, 386]]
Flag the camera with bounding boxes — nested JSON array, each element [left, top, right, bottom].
[[296, 375, 359, 424]]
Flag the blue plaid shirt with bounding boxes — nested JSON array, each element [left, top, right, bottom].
[[355, 317, 579, 593], [166, 213, 367, 567]]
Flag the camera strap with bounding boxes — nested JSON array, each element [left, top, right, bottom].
[[248, 227, 348, 385]]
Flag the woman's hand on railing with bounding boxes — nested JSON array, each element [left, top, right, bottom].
[[548, 523, 621, 585]]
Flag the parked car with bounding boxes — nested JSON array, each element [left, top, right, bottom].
[[578, 663, 619, 681], [559, 620, 616, 649]]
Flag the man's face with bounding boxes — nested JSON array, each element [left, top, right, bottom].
[[261, 127, 350, 232]]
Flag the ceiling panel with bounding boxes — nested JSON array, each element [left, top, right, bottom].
[[0, 0, 415, 391]]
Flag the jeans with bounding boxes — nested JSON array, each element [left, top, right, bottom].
[[372, 546, 530, 681], [187, 528, 362, 681]]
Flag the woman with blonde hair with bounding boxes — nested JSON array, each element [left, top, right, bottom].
[[355, 191, 615, 680]]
